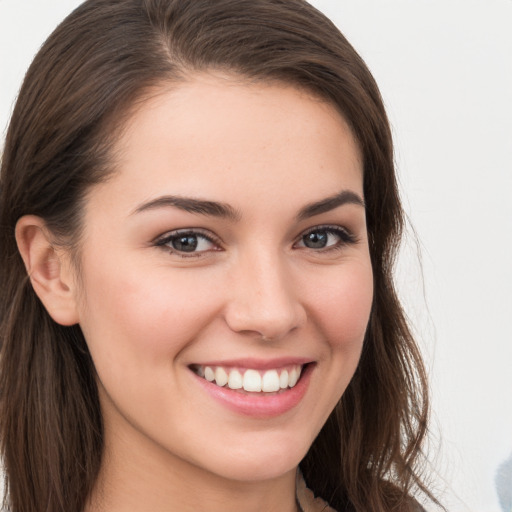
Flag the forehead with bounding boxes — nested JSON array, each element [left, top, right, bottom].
[[93, 74, 363, 215]]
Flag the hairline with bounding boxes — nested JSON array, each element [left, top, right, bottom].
[[66, 67, 364, 268]]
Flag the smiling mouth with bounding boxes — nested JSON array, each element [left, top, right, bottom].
[[190, 364, 304, 393]]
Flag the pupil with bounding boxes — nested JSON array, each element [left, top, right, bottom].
[[304, 231, 327, 249], [173, 235, 198, 252]]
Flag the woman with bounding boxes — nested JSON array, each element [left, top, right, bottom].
[[0, 1, 437, 511]]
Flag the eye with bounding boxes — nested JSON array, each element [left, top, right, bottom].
[[154, 229, 220, 256], [295, 226, 356, 251]]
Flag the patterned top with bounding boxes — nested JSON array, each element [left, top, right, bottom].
[[295, 471, 427, 512], [296, 471, 337, 512]]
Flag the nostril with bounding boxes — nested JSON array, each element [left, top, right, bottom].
[[224, 299, 306, 341], [223, 262, 307, 339]]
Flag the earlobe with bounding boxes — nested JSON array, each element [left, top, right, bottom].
[[15, 215, 80, 326]]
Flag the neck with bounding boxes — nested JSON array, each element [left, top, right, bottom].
[[85, 420, 298, 512]]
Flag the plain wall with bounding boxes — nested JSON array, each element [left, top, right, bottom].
[[1, 1, 511, 511]]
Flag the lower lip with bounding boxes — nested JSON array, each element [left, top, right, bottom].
[[192, 364, 314, 418]]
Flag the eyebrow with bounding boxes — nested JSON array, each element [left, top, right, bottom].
[[296, 190, 365, 221], [132, 195, 242, 221], [132, 189, 364, 221]]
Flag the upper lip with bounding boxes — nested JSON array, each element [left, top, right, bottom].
[[189, 357, 313, 370]]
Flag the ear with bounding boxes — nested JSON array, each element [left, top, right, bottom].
[[15, 215, 80, 326]]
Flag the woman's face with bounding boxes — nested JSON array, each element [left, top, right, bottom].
[[74, 74, 373, 484]]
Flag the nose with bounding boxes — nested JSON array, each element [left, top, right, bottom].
[[223, 248, 307, 341]]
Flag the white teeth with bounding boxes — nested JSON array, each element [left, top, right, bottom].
[[204, 367, 215, 382], [243, 369, 262, 392], [261, 370, 280, 392], [228, 369, 243, 389], [215, 367, 228, 387], [288, 367, 298, 387], [199, 364, 304, 393], [279, 370, 289, 389]]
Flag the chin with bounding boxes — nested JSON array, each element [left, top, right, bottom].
[[198, 432, 311, 483], [212, 459, 298, 483]]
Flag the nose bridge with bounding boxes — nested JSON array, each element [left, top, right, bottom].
[[224, 245, 305, 339]]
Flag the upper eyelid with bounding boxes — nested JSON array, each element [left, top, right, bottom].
[[153, 223, 356, 248], [299, 224, 350, 235], [153, 228, 222, 249], [293, 225, 359, 250], [295, 224, 354, 240]]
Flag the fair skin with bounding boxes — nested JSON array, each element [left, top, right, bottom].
[[16, 74, 373, 512]]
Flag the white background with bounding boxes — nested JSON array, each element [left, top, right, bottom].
[[1, 1, 511, 511]]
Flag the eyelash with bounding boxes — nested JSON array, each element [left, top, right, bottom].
[[154, 229, 221, 258], [154, 225, 358, 258], [296, 225, 358, 252]]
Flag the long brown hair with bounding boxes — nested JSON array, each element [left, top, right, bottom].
[[0, 1, 435, 510]]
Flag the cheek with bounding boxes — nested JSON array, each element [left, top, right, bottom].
[[293, 259, 373, 435], [80, 272, 158, 355], [76, 257, 220, 371], [306, 260, 373, 354]]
